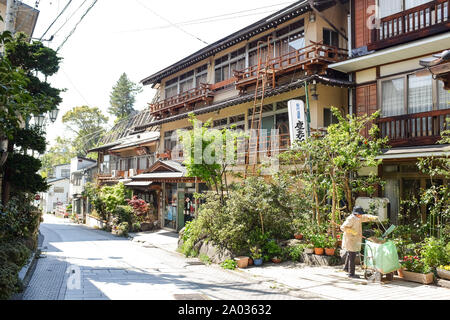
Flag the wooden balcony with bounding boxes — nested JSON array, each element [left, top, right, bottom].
[[376, 109, 450, 147], [369, 0, 450, 51], [234, 42, 348, 90], [150, 83, 214, 119]]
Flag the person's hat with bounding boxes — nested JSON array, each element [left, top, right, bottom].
[[352, 206, 366, 215]]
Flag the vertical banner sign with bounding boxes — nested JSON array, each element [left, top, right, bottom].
[[288, 100, 307, 146]]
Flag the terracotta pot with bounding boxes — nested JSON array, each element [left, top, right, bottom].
[[314, 248, 324, 255], [248, 258, 254, 266], [325, 248, 335, 256], [272, 258, 282, 264], [294, 234, 303, 240], [234, 256, 249, 269]]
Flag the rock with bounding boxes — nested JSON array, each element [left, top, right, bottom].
[[302, 253, 342, 266], [281, 239, 304, 247], [198, 241, 233, 264]]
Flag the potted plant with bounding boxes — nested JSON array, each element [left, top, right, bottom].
[[312, 234, 326, 255], [265, 240, 282, 263], [250, 246, 263, 266], [325, 237, 337, 256], [437, 265, 450, 281], [399, 256, 434, 285], [304, 243, 315, 254], [234, 256, 250, 269], [294, 233, 303, 240]]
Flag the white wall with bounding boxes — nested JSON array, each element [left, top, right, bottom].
[[41, 178, 70, 214]]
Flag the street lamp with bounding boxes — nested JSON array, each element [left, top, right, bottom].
[[49, 108, 59, 123], [34, 113, 46, 128]]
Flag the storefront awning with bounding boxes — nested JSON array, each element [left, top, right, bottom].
[[377, 145, 450, 160], [125, 181, 153, 187]]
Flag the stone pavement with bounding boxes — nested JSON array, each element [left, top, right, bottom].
[[131, 229, 450, 301], [22, 215, 310, 300]]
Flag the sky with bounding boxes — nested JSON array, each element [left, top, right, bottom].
[[18, 0, 298, 148]]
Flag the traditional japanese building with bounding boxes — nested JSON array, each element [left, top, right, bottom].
[[110, 0, 355, 231], [329, 0, 450, 224]]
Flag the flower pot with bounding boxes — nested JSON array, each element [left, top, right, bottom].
[[272, 257, 282, 264], [234, 256, 249, 269], [399, 269, 434, 285], [253, 258, 263, 266], [437, 268, 450, 281], [304, 248, 314, 254], [294, 234, 303, 240], [314, 248, 324, 255], [325, 248, 335, 256], [248, 258, 254, 266]]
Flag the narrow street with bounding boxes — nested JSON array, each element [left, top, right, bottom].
[[22, 215, 316, 300]]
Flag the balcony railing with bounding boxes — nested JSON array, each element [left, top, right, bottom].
[[376, 109, 450, 147], [369, 0, 450, 51], [234, 42, 348, 90], [150, 83, 214, 118]]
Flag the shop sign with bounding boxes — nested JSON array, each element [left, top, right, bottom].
[[288, 100, 307, 146]]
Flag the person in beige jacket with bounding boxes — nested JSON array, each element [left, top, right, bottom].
[[340, 206, 379, 278]]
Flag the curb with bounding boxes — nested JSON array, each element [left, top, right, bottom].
[[10, 232, 44, 300]]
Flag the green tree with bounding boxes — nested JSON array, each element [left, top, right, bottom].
[[108, 73, 141, 121], [178, 115, 244, 203], [62, 106, 108, 156], [1, 32, 63, 203], [282, 108, 388, 237], [40, 137, 77, 178]]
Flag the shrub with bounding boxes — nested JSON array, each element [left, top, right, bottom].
[[0, 241, 31, 267], [113, 205, 134, 225], [117, 222, 129, 237], [0, 241, 31, 299], [0, 259, 22, 300], [420, 237, 448, 269], [287, 244, 306, 262], [263, 240, 282, 260], [220, 259, 237, 270]]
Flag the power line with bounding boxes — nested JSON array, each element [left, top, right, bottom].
[[134, 0, 209, 45], [116, 1, 296, 34], [50, 0, 89, 40], [39, 0, 72, 41], [56, 0, 98, 52]]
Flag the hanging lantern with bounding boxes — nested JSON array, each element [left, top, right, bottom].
[[34, 114, 46, 128], [49, 108, 59, 123]]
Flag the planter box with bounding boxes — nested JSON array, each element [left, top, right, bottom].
[[399, 270, 434, 285], [87, 215, 107, 229], [437, 268, 450, 281]]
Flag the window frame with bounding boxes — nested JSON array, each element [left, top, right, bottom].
[[378, 71, 444, 118]]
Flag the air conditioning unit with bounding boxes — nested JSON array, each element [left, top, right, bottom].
[[355, 197, 390, 221], [129, 169, 136, 177], [111, 170, 117, 178]]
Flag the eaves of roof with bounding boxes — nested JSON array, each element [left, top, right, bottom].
[[134, 75, 354, 131]]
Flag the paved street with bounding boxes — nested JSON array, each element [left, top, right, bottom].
[[22, 215, 313, 300], [22, 215, 450, 301]]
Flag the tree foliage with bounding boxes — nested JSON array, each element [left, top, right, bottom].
[[281, 107, 388, 237], [108, 73, 141, 121], [62, 106, 108, 156], [40, 137, 77, 178]]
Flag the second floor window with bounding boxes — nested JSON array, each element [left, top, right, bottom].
[[323, 29, 339, 47], [381, 73, 449, 117], [378, 0, 430, 18], [61, 169, 70, 178], [215, 48, 245, 83]]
